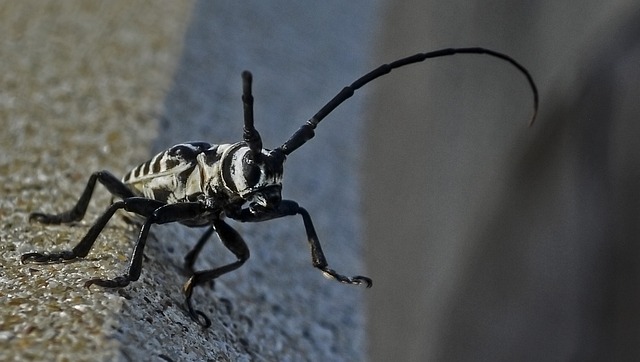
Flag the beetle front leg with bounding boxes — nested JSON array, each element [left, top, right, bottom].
[[230, 200, 372, 288], [296, 206, 372, 288]]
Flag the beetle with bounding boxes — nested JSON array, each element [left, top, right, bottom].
[[22, 47, 538, 327]]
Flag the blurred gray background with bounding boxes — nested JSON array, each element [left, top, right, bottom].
[[365, 1, 640, 361], [3, 0, 640, 360]]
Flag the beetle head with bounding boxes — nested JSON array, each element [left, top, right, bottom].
[[236, 71, 288, 210], [221, 142, 285, 210]]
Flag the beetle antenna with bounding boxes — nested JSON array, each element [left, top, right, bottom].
[[278, 47, 539, 156], [241, 71, 262, 155]]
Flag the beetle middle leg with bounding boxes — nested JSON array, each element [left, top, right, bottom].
[[22, 197, 166, 264], [183, 226, 216, 274], [182, 218, 250, 327], [81, 201, 208, 288], [30, 170, 135, 224]]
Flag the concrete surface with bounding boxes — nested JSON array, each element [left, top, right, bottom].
[[0, 2, 192, 361], [1, 1, 380, 361]]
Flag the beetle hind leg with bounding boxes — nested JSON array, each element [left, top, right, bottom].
[[30, 170, 134, 225]]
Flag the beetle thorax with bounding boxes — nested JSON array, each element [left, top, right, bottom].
[[213, 143, 284, 202]]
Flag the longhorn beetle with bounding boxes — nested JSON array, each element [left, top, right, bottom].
[[22, 47, 538, 327]]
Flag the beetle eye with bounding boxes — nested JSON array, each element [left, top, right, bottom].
[[242, 155, 262, 188]]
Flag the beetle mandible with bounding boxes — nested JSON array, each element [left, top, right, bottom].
[[22, 47, 538, 327]]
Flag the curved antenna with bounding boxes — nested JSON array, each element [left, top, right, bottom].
[[241, 70, 263, 155], [278, 47, 539, 156]]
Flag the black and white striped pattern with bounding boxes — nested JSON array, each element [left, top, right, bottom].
[[121, 141, 283, 206], [123, 142, 212, 184], [123, 142, 221, 204]]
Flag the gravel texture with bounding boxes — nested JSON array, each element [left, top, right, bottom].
[[0, 1, 378, 360]]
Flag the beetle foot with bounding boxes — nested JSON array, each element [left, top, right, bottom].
[[21, 250, 77, 264], [185, 298, 212, 328], [29, 212, 60, 224], [84, 275, 131, 289], [320, 267, 373, 288], [29, 211, 80, 225], [183, 276, 212, 328]]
